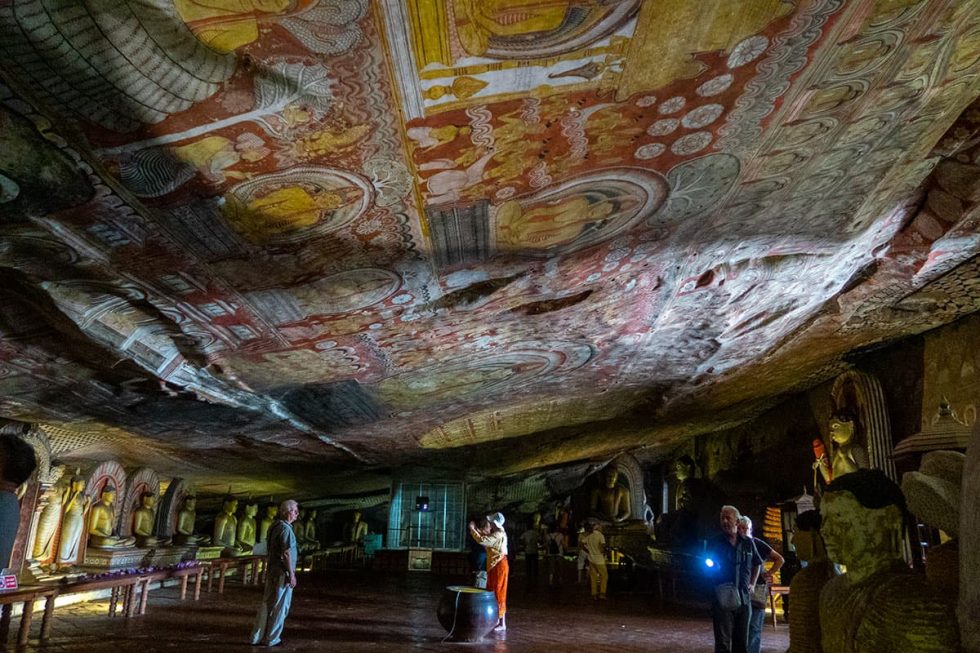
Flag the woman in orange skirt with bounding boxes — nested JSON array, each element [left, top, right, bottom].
[[469, 512, 509, 631]]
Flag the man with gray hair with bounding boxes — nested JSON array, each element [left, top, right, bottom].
[[704, 505, 763, 653], [251, 499, 300, 647]]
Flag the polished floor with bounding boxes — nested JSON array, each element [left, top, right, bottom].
[[23, 568, 789, 652]]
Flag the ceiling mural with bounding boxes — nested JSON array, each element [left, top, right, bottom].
[[1, 0, 979, 495]]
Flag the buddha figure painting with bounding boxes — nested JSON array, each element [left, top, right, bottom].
[[495, 171, 661, 256], [175, 0, 308, 54]]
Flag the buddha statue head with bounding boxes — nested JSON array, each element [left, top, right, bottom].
[[222, 496, 238, 515], [674, 455, 695, 482], [184, 496, 197, 513], [245, 502, 258, 518], [829, 409, 858, 445], [602, 463, 620, 489], [306, 508, 316, 522], [101, 485, 117, 506], [69, 476, 85, 494], [820, 469, 906, 582], [352, 510, 362, 523], [141, 491, 157, 510]]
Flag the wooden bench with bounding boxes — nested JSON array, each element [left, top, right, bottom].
[[0, 585, 58, 648]]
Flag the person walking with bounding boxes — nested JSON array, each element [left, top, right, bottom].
[[251, 499, 300, 647]]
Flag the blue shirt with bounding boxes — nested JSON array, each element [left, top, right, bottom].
[[267, 520, 297, 577]]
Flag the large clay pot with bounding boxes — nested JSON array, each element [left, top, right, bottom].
[[436, 585, 498, 642]]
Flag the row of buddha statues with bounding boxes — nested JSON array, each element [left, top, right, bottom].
[[28, 461, 324, 572], [210, 496, 321, 555]]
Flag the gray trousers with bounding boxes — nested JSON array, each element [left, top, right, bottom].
[[251, 574, 293, 645]]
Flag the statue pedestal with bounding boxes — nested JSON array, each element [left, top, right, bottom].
[[82, 547, 151, 571], [144, 546, 196, 567], [194, 546, 225, 562], [603, 520, 653, 565]]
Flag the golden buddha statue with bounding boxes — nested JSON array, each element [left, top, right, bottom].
[[344, 510, 368, 545], [88, 486, 136, 549], [174, 496, 210, 546], [213, 497, 243, 555], [258, 504, 276, 543], [133, 492, 169, 548], [590, 463, 631, 523], [814, 412, 870, 484], [236, 502, 258, 552], [819, 469, 959, 653], [787, 510, 837, 653]]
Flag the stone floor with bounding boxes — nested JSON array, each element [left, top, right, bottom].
[[16, 569, 789, 652]]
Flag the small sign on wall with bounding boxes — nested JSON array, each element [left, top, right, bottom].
[[408, 548, 432, 572], [0, 574, 18, 591]]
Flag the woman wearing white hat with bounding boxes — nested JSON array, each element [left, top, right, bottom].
[[469, 511, 509, 631]]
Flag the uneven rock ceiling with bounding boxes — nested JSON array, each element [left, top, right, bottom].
[[1, 0, 979, 498]]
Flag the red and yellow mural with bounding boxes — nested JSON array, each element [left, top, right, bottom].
[[0, 0, 979, 480]]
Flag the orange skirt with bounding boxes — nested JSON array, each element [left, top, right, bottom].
[[486, 557, 509, 616]]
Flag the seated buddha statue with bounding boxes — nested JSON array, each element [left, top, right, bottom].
[[258, 504, 276, 543], [133, 492, 170, 548], [236, 502, 258, 552], [344, 510, 369, 545], [213, 497, 243, 555], [818, 469, 959, 653], [303, 508, 318, 547], [174, 496, 210, 546], [590, 463, 631, 523], [88, 485, 137, 549], [294, 509, 319, 552]]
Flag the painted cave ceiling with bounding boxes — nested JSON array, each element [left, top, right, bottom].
[[1, 0, 980, 497]]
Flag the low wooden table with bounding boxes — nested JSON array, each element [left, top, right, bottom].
[[0, 585, 58, 648]]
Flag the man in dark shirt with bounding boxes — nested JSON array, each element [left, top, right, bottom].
[[704, 505, 763, 653], [251, 499, 299, 647]]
